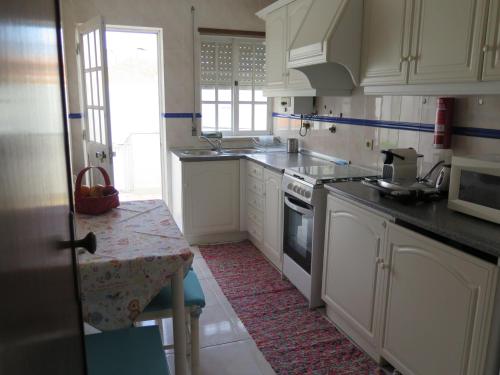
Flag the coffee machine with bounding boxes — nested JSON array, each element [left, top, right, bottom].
[[381, 148, 420, 182]]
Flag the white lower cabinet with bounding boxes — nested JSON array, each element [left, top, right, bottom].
[[246, 161, 283, 270], [382, 223, 498, 375], [322, 193, 498, 375], [322, 195, 388, 360], [170, 155, 241, 244]]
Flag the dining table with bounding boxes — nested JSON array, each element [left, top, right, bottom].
[[76, 199, 193, 375]]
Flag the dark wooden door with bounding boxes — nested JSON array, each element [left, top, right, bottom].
[[0, 0, 86, 374]]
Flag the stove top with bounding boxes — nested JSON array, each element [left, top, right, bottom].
[[285, 164, 379, 185]]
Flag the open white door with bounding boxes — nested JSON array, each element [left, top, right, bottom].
[[77, 16, 113, 184]]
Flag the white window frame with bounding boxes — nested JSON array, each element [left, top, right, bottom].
[[200, 36, 271, 136]]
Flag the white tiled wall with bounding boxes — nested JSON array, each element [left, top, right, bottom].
[[274, 89, 500, 173]]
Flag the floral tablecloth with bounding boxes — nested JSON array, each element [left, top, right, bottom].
[[76, 200, 193, 331]]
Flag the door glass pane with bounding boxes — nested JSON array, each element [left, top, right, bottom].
[[91, 71, 99, 106], [202, 103, 216, 130], [283, 198, 313, 273], [239, 88, 252, 101], [254, 104, 267, 131], [87, 109, 95, 141], [201, 87, 215, 101], [254, 89, 266, 102], [89, 31, 96, 68], [95, 29, 102, 67], [100, 110, 106, 145], [218, 87, 232, 102], [239, 103, 252, 131], [218, 103, 232, 131], [97, 71, 103, 106], [85, 72, 93, 105], [94, 109, 101, 143], [83, 34, 90, 69]]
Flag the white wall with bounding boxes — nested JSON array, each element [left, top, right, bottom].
[[273, 89, 500, 173], [61, 0, 272, 178]]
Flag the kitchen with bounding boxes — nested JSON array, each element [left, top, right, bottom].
[[2, 0, 500, 375]]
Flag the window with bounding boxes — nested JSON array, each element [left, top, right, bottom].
[[200, 37, 269, 135]]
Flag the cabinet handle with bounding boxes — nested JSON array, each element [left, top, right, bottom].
[[382, 221, 387, 229], [408, 55, 417, 62], [482, 45, 497, 53], [375, 257, 384, 264], [381, 262, 390, 270], [400, 55, 409, 63]]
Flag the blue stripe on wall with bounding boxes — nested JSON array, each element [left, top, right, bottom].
[[162, 112, 202, 119], [272, 112, 500, 139], [68, 113, 82, 119]]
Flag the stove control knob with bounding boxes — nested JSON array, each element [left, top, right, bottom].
[[299, 188, 306, 196], [293, 185, 300, 193], [304, 191, 311, 198], [287, 183, 293, 190]]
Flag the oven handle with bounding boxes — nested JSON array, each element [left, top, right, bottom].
[[284, 196, 314, 217]]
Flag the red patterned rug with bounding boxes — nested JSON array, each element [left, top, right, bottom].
[[199, 240, 383, 375]]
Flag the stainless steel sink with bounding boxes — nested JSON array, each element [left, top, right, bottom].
[[181, 150, 221, 156], [221, 148, 263, 154]]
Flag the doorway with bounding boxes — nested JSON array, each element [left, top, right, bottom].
[[106, 27, 164, 201]]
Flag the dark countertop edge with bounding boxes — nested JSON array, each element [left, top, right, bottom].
[[325, 183, 500, 264], [171, 150, 287, 173]]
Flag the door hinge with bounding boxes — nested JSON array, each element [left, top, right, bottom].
[[82, 129, 87, 141], [76, 42, 80, 55]]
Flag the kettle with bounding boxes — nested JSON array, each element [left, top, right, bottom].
[[434, 164, 451, 192]]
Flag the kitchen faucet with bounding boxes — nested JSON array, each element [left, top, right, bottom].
[[199, 135, 223, 152]]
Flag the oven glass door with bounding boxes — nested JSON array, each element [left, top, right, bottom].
[[283, 194, 314, 274]]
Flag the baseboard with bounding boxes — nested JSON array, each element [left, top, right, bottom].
[[186, 231, 247, 245], [325, 305, 382, 363]]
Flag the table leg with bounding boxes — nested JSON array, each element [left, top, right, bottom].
[[172, 267, 187, 375]]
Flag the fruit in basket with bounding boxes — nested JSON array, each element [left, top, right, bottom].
[[103, 185, 117, 196], [79, 185, 91, 197], [89, 184, 105, 197]]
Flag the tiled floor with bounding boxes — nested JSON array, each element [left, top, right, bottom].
[[153, 246, 276, 375]]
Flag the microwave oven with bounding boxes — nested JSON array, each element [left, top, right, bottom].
[[448, 155, 500, 224]]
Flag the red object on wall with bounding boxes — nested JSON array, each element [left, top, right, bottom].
[[433, 97, 454, 149]]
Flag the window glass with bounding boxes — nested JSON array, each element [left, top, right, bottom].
[[254, 89, 266, 102], [218, 88, 232, 102], [218, 104, 232, 130], [201, 88, 215, 101], [202, 103, 216, 130], [239, 88, 252, 102], [239, 104, 252, 131], [254, 104, 267, 131]]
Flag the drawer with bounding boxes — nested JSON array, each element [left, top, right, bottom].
[[247, 205, 263, 226], [247, 161, 264, 180], [247, 176, 265, 196], [247, 190, 265, 211], [247, 217, 263, 242]]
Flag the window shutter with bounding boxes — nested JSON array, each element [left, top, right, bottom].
[[200, 41, 233, 86], [237, 41, 266, 86]]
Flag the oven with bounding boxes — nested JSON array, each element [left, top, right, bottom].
[[281, 173, 327, 308], [283, 194, 314, 273]]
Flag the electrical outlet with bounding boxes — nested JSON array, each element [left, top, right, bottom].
[[364, 138, 374, 150]]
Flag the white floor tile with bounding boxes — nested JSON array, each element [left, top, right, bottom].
[[167, 339, 276, 375], [191, 257, 214, 280]]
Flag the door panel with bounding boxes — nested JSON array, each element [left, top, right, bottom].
[[482, 0, 500, 80], [263, 169, 283, 268], [77, 17, 113, 184], [409, 0, 487, 83], [382, 224, 497, 375], [265, 7, 287, 89], [0, 0, 85, 373], [322, 196, 386, 346], [361, 0, 413, 85]]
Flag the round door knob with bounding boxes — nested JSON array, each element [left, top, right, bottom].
[[304, 191, 311, 198]]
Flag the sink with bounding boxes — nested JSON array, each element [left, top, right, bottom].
[[221, 148, 263, 154], [181, 150, 221, 156]]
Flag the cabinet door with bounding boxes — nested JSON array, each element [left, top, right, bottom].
[[408, 0, 487, 83], [263, 169, 283, 268], [183, 160, 240, 236], [482, 0, 500, 80], [265, 7, 287, 89], [286, 0, 313, 88], [361, 0, 413, 85], [382, 224, 497, 375], [322, 196, 387, 348]]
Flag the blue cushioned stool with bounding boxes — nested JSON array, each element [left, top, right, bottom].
[[85, 326, 169, 375], [136, 270, 206, 375]]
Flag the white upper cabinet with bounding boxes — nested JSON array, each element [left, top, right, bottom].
[[382, 223, 498, 375], [361, 0, 413, 85], [408, 0, 487, 83], [265, 6, 287, 90], [482, 0, 500, 80], [286, 0, 313, 88]]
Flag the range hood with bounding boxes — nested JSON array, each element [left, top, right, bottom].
[[288, 0, 363, 95]]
